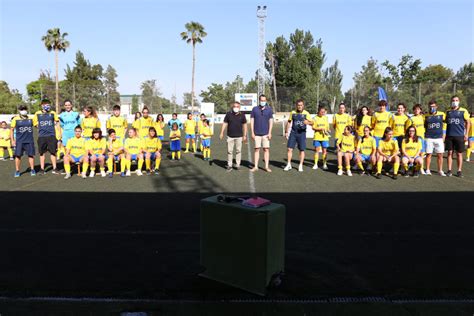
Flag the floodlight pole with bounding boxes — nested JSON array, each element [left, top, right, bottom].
[[257, 5, 267, 98]]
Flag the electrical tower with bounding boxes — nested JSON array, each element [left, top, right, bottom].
[[257, 5, 267, 98]]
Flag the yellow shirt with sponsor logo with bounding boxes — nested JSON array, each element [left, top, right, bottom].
[[86, 138, 107, 155], [142, 137, 162, 153], [357, 136, 376, 156], [201, 126, 213, 140], [124, 137, 142, 155], [406, 114, 425, 137], [170, 129, 181, 141], [392, 114, 409, 137], [355, 115, 372, 137], [106, 116, 128, 139], [402, 138, 422, 157], [108, 138, 124, 155], [469, 117, 474, 137], [66, 137, 87, 157], [313, 115, 330, 141], [372, 111, 393, 137], [184, 119, 197, 135], [81, 117, 101, 138], [333, 113, 352, 140], [378, 139, 399, 156], [132, 116, 154, 138], [0, 128, 11, 147], [198, 120, 205, 134], [337, 134, 356, 152], [154, 121, 165, 137]]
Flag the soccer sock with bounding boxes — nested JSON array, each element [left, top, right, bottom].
[[192, 143, 196, 152], [0, 148, 3, 158], [357, 162, 364, 171], [346, 165, 350, 171], [200, 144, 203, 152], [100, 167, 105, 172], [377, 161, 382, 174], [177, 151, 181, 159], [467, 148, 472, 159], [208, 149, 211, 159], [82, 162, 89, 174], [322, 153, 327, 164], [185, 143, 189, 151], [145, 158, 151, 170], [56, 148, 61, 158], [314, 153, 319, 165], [126, 159, 131, 171], [64, 163, 71, 174], [121, 159, 126, 172], [338, 165, 342, 170], [172, 152, 176, 160], [394, 162, 400, 175], [7, 147, 12, 158], [415, 164, 421, 171], [107, 159, 113, 172], [138, 159, 144, 170], [403, 163, 408, 171]]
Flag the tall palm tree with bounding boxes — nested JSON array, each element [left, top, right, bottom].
[[180, 22, 207, 114], [42, 28, 70, 112]]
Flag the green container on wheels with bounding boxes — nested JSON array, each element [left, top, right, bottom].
[[199, 195, 285, 296]]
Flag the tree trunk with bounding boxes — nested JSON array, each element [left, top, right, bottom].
[[55, 48, 59, 113], [192, 42, 196, 114]]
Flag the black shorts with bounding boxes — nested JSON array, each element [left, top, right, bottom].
[[445, 136, 465, 153], [38, 136, 58, 155]]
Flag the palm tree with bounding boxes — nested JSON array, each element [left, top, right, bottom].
[[180, 21, 207, 114], [41, 28, 70, 112]]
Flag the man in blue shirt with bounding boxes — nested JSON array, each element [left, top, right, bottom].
[[250, 94, 273, 172], [11, 105, 36, 177]]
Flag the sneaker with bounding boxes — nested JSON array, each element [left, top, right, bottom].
[[413, 171, 420, 178], [403, 170, 409, 178], [466, 158, 470, 162], [154, 169, 160, 175], [14, 171, 20, 177], [226, 166, 233, 172], [64, 173, 72, 180], [457, 171, 464, 178], [52, 168, 59, 174], [0, 158, 4, 161], [425, 169, 432, 176], [347, 170, 352, 177], [337, 169, 343, 176], [375, 173, 381, 179], [126, 170, 131, 177], [446, 170, 452, 177], [10, 157, 14, 161], [283, 164, 292, 171], [30, 169, 36, 176], [235, 166, 241, 171], [38, 169, 45, 175], [209, 159, 213, 166], [420, 168, 426, 175], [184, 150, 189, 153], [312, 164, 319, 170], [438, 170, 446, 177], [108, 172, 113, 178], [136, 170, 143, 176], [322, 164, 328, 170], [392, 173, 398, 180], [359, 170, 366, 176], [89, 171, 95, 178], [146, 170, 152, 175], [81, 172, 87, 179], [298, 165, 303, 172], [101, 170, 106, 177], [120, 172, 126, 177]]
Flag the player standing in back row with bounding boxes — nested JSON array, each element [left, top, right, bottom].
[[11, 106, 36, 177], [445, 95, 470, 177]]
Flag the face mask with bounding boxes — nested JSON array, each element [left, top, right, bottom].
[[233, 107, 239, 113], [430, 107, 436, 114], [451, 101, 459, 108], [19, 110, 28, 116], [260, 102, 267, 107], [43, 105, 51, 112]]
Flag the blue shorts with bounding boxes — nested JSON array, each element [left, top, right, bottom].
[[419, 137, 426, 152], [14, 142, 35, 157], [70, 155, 83, 163], [62, 131, 75, 146], [201, 139, 211, 147], [374, 136, 382, 147], [186, 134, 196, 139], [404, 155, 421, 161], [145, 152, 157, 160], [92, 154, 104, 159], [108, 155, 120, 162], [83, 137, 91, 141], [170, 140, 181, 151], [130, 154, 138, 161], [395, 136, 404, 149], [313, 140, 329, 148], [359, 154, 371, 162], [288, 132, 306, 151], [158, 136, 164, 141]]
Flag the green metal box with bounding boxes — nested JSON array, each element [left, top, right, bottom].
[[200, 195, 285, 296]]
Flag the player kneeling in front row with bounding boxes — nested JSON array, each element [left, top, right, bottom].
[[122, 128, 144, 176], [143, 127, 162, 174], [355, 126, 377, 175], [106, 129, 124, 178], [401, 126, 423, 178], [336, 126, 356, 176], [375, 127, 400, 180], [64, 126, 86, 179], [85, 128, 107, 178]]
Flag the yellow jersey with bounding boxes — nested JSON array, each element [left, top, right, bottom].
[[142, 137, 161, 153], [354, 115, 372, 137], [392, 114, 409, 137], [0, 128, 11, 147], [170, 129, 181, 141], [106, 115, 128, 139], [337, 134, 356, 152], [469, 117, 474, 137], [108, 138, 124, 155], [86, 138, 107, 155], [154, 121, 165, 137], [372, 111, 393, 137], [378, 139, 399, 156], [333, 113, 352, 140], [402, 138, 422, 157], [198, 120, 205, 134], [184, 119, 197, 135], [124, 137, 142, 155], [66, 137, 86, 157], [133, 116, 154, 138], [406, 115, 425, 137], [313, 115, 330, 141], [81, 117, 101, 138], [357, 136, 376, 156], [201, 126, 213, 140]]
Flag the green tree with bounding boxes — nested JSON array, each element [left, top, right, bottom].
[[26, 70, 58, 111], [41, 28, 70, 112], [0, 81, 24, 114], [131, 95, 139, 114], [200, 83, 228, 113], [417, 64, 454, 110], [345, 58, 382, 112], [453, 63, 473, 111], [183, 92, 200, 112], [181, 21, 207, 114], [141, 79, 162, 113], [320, 60, 344, 113], [103, 65, 120, 110]]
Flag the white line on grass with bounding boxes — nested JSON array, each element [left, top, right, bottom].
[[246, 140, 256, 194]]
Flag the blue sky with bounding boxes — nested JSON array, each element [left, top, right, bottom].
[[1, 0, 472, 103]]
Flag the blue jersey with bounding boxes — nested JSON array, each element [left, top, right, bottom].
[[13, 117, 34, 144], [424, 112, 445, 139], [168, 118, 183, 130], [446, 108, 469, 137], [60, 111, 81, 132], [34, 111, 57, 137]]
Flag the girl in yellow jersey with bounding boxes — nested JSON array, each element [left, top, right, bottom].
[[406, 104, 426, 174], [106, 105, 128, 140], [336, 126, 356, 176], [132, 106, 154, 139], [392, 103, 409, 149], [170, 123, 182, 161], [401, 126, 423, 178], [312, 106, 330, 170], [197, 113, 206, 152], [106, 129, 124, 178], [375, 127, 400, 179], [333, 102, 352, 149], [142, 127, 162, 174], [355, 126, 377, 175], [184, 113, 197, 153], [0, 121, 13, 160], [201, 119, 213, 162], [372, 100, 393, 147], [64, 126, 86, 179], [466, 113, 474, 162], [85, 128, 107, 178], [155, 114, 166, 142], [354, 106, 372, 138], [81, 106, 101, 140], [123, 128, 144, 176]]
